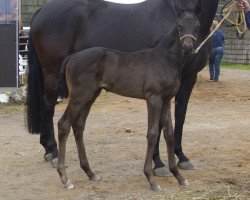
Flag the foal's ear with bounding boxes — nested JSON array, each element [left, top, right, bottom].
[[173, 0, 184, 16], [195, 0, 203, 15]]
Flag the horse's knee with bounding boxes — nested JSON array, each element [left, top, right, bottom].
[[164, 129, 175, 145], [147, 131, 159, 146], [73, 128, 84, 140]]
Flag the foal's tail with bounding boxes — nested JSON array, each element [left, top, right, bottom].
[[26, 9, 44, 134], [57, 56, 73, 98]]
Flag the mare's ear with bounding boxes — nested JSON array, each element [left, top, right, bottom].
[[173, 0, 184, 16], [195, 0, 203, 15]]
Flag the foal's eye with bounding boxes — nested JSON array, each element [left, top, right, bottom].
[[178, 25, 182, 32], [195, 25, 200, 32]]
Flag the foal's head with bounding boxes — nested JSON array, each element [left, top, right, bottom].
[[174, 0, 202, 56]]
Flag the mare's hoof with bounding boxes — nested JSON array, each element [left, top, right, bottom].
[[151, 184, 162, 192], [179, 180, 190, 187], [90, 175, 101, 181], [51, 158, 58, 168], [178, 161, 196, 170], [44, 153, 52, 162], [64, 180, 75, 189], [153, 167, 173, 177]]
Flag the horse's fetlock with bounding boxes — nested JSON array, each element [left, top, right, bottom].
[[169, 166, 178, 175], [74, 133, 83, 140], [144, 169, 153, 177]]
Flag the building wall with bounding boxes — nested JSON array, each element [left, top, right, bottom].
[[217, 1, 250, 64], [21, 0, 51, 26], [222, 27, 250, 64]]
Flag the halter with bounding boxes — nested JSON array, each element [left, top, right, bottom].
[[180, 34, 197, 42]]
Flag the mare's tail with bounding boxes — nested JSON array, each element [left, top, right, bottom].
[[26, 10, 44, 134]]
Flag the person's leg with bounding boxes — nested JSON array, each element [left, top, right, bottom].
[[208, 49, 215, 80], [213, 47, 224, 82]]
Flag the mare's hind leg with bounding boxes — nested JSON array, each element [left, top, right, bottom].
[[144, 96, 163, 191], [72, 89, 102, 181], [161, 101, 189, 187], [41, 75, 59, 167]]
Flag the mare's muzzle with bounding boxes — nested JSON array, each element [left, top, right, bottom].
[[180, 34, 197, 56]]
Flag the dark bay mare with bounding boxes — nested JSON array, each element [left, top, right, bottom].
[[57, 2, 200, 191], [27, 0, 219, 172]]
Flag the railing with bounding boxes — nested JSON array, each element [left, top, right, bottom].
[[19, 35, 29, 85]]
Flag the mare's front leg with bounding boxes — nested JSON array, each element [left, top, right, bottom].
[[161, 101, 189, 187], [144, 96, 163, 191], [152, 128, 172, 177], [174, 74, 197, 170]]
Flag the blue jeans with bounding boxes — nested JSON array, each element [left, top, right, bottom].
[[209, 47, 224, 82]]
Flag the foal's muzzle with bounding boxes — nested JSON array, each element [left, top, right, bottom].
[[180, 34, 197, 56]]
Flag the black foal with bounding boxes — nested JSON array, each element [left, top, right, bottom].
[[57, 2, 200, 191]]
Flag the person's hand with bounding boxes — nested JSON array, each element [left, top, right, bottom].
[[237, 0, 250, 13]]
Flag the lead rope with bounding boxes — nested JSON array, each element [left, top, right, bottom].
[[193, 1, 247, 54]]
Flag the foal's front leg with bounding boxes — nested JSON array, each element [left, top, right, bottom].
[[144, 96, 163, 191], [162, 102, 189, 187]]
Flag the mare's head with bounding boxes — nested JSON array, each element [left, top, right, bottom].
[[174, 0, 202, 56]]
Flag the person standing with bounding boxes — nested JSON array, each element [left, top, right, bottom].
[[209, 21, 226, 82], [237, 0, 250, 28]]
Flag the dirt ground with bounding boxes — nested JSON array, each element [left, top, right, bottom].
[[0, 68, 250, 200]]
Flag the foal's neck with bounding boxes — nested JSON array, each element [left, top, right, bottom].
[[157, 23, 183, 63]]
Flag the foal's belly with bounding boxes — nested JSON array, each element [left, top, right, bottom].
[[100, 55, 180, 100]]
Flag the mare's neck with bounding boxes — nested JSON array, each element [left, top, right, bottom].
[[199, 0, 219, 39]]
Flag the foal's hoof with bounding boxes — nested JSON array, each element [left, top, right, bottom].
[[44, 153, 52, 162], [179, 180, 190, 187], [153, 167, 173, 177], [90, 175, 101, 181], [64, 180, 75, 189], [51, 158, 58, 168], [151, 184, 162, 192], [178, 161, 196, 170]]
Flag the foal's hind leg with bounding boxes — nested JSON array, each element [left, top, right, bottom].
[[57, 106, 76, 189], [72, 89, 102, 182], [161, 102, 189, 187]]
